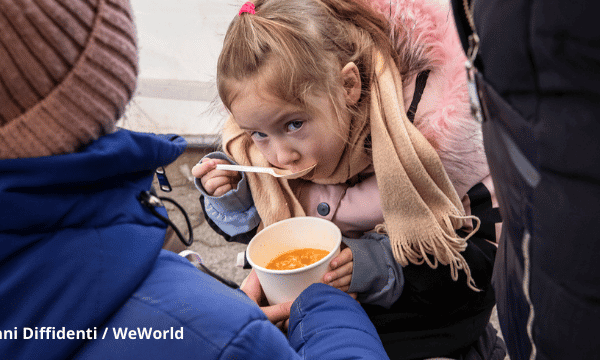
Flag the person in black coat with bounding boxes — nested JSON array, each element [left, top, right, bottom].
[[451, 0, 600, 359]]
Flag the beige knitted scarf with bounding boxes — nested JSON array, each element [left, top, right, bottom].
[[223, 52, 480, 291]]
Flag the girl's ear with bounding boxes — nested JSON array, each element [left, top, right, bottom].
[[341, 62, 361, 106]]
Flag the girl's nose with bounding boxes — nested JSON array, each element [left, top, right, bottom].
[[275, 143, 301, 167]]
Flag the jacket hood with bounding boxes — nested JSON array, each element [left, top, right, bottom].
[[372, 0, 490, 198], [0, 130, 186, 358], [0, 130, 186, 233]]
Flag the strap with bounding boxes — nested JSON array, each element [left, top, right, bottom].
[[406, 70, 431, 123], [139, 190, 195, 246], [179, 250, 239, 289]]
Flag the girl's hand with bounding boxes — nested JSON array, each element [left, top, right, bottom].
[[191, 158, 242, 197], [322, 245, 357, 298]]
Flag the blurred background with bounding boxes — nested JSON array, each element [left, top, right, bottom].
[[118, 0, 237, 146]]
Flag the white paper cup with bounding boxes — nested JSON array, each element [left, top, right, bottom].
[[246, 217, 342, 305]]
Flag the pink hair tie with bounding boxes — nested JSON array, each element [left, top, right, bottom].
[[239, 2, 255, 16]]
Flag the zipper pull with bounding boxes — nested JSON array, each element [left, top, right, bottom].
[[155, 166, 172, 192]]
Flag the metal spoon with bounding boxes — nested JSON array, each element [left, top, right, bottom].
[[215, 163, 316, 179]]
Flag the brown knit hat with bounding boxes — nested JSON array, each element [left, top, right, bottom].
[[0, 0, 138, 159]]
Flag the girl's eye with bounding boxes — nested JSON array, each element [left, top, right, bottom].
[[287, 121, 303, 132], [250, 131, 268, 140]]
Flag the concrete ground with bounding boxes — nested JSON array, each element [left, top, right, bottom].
[[155, 146, 506, 358], [154, 147, 252, 285]]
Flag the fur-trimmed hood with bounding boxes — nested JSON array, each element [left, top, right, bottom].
[[372, 0, 489, 198]]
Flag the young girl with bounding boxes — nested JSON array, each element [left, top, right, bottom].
[[193, 0, 505, 358]]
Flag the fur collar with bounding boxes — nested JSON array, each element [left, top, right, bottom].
[[372, 0, 489, 198]]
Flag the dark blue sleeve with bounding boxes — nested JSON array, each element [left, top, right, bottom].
[[288, 284, 390, 360]]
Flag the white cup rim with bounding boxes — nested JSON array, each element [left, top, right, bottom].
[[246, 217, 342, 275]]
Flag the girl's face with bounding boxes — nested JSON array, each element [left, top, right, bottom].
[[229, 83, 348, 180]]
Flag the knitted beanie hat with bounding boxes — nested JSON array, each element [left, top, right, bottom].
[[0, 0, 138, 159]]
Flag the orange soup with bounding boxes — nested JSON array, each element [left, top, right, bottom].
[[265, 248, 330, 270]]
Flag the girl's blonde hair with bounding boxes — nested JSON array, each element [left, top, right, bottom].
[[217, 0, 408, 122]]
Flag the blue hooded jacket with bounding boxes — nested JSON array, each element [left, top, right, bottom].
[[0, 130, 388, 359]]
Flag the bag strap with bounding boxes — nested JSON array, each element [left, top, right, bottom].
[[406, 70, 431, 123], [139, 188, 194, 247], [138, 165, 194, 246]]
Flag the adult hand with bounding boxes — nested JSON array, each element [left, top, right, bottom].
[[241, 270, 292, 329], [191, 158, 242, 197], [322, 245, 357, 299]]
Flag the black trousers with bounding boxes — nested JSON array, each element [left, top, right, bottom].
[[362, 234, 505, 360]]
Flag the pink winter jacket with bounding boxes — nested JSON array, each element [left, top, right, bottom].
[[294, 165, 384, 239], [295, 0, 500, 242]]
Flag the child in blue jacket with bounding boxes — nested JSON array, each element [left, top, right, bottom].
[[0, 1, 389, 359]]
